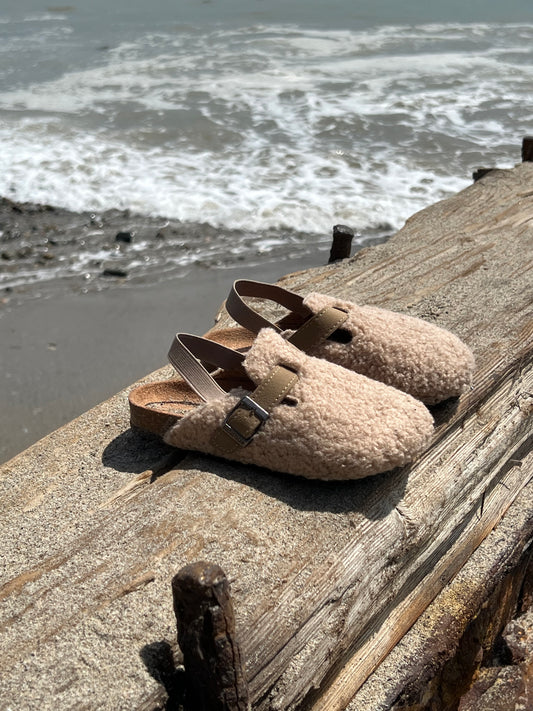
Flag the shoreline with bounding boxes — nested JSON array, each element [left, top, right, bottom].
[[1, 196, 367, 464], [2, 196, 387, 309]]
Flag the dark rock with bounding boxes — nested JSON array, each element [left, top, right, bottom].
[[115, 231, 133, 244], [102, 268, 128, 278], [1, 251, 13, 260]]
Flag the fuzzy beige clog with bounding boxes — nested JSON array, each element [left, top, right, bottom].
[[129, 329, 434, 481], [210, 280, 475, 405]]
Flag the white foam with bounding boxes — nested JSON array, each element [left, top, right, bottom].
[[0, 120, 470, 234], [22, 13, 69, 22], [0, 21, 530, 234]]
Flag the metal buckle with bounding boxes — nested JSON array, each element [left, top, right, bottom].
[[222, 395, 270, 446]]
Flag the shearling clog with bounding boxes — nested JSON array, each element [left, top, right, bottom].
[[129, 329, 434, 481], [212, 280, 475, 405]]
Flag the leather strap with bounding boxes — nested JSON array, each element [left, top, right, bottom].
[[226, 279, 312, 334], [288, 306, 348, 350], [226, 279, 349, 352], [168, 332, 299, 453], [212, 364, 299, 454], [168, 333, 244, 402]]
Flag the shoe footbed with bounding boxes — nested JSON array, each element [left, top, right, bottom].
[[129, 371, 255, 435], [129, 314, 307, 436], [206, 312, 305, 351]]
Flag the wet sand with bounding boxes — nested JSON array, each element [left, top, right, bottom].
[[1, 197, 334, 463]]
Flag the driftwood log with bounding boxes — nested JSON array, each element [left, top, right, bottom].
[[0, 160, 532, 710]]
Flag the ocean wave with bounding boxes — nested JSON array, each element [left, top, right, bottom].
[[0, 117, 471, 234], [0, 21, 530, 233]]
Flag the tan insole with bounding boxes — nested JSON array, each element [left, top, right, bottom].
[[206, 313, 304, 352], [130, 372, 254, 419], [206, 326, 255, 351]]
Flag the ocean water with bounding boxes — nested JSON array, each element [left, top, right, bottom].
[[0, 0, 532, 285]]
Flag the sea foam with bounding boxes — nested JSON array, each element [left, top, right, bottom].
[[0, 21, 531, 234]]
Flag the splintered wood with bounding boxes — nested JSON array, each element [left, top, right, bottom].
[[0, 162, 532, 711]]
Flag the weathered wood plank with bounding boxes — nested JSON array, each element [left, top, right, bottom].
[[0, 163, 532, 710], [309, 435, 533, 711], [144, 163, 533, 710], [244, 360, 532, 709], [343, 480, 533, 711]]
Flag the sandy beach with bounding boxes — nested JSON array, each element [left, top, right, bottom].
[[0, 197, 337, 463]]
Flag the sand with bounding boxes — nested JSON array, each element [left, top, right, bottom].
[[0, 195, 382, 463], [1, 248, 327, 464]]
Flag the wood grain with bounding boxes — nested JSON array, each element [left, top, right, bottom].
[[1, 163, 531, 710]]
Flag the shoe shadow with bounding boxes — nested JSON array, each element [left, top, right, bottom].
[[180, 452, 411, 520], [428, 396, 460, 428], [102, 427, 181, 475], [102, 424, 413, 518]]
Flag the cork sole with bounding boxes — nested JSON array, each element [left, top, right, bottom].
[[129, 318, 304, 438], [129, 370, 254, 438]]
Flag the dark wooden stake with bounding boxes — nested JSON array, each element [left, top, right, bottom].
[[171, 561, 250, 711], [522, 136, 533, 162], [472, 168, 494, 182], [328, 224, 355, 263]]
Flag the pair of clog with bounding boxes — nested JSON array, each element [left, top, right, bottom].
[[129, 280, 474, 481]]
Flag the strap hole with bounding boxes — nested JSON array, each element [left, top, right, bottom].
[[328, 328, 352, 344], [279, 363, 299, 374]]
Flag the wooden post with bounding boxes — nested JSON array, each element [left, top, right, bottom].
[[171, 561, 250, 711], [328, 224, 355, 263], [522, 136, 533, 162], [472, 168, 494, 182], [476, 137, 533, 179]]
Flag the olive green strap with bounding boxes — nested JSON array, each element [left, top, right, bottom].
[[288, 306, 348, 350], [212, 364, 299, 453], [168, 332, 300, 454], [226, 279, 348, 352]]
